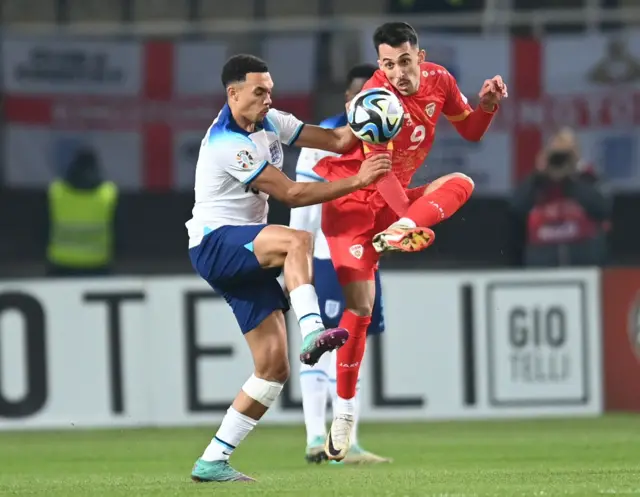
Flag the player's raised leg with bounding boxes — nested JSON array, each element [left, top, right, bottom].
[[252, 225, 349, 365], [373, 172, 474, 253], [189, 223, 343, 481], [192, 310, 288, 483], [189, 224, 298, 482]]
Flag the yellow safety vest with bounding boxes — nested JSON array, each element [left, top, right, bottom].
[[47, 180, 118, 268]]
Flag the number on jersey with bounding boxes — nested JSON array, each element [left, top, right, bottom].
[[408, 125, 426, 151]]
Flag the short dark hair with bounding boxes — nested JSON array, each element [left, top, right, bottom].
[[346, 63, 377, 87], [373, 22, 419, 52], [221, 54, 269, 88]]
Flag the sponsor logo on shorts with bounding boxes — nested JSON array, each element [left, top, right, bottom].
[[349, 244, 364, 259]]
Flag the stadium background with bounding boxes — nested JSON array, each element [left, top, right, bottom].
[[1, 1, 640, 496]]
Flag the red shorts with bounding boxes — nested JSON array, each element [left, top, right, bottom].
[[321, 187, 424, 285]]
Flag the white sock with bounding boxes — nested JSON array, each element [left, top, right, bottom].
[[201, 407, 258, 461], [352, 383, 360, 446], [300, 352, 331, 445], [289, 284, 324, 337], [394, 217, 417, 228], [329, 349, 360, 445]]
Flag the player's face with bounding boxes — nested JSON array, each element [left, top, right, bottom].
[[345, 77, 368, 102], [229, 72, 274, 122], [377, 42, 425, 96]]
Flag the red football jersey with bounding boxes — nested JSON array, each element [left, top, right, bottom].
[[314, 61, 473, 189]]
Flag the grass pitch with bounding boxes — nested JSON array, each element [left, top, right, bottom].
[[1, 415, 639, 496]]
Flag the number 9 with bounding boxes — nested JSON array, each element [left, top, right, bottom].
[[408, 125, 426, 151]]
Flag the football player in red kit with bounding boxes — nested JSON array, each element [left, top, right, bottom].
[[313, 22, 508, 461]]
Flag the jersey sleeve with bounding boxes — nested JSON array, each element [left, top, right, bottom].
[[212, 136, 268, 184], [266, 108, 305, 146], [442, 72, 473, 122], [295, 147, 334, 181]]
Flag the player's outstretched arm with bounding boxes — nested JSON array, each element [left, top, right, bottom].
[[293, 124, 359, 155], [250, 155, 391, 208], [445, 74, 507, 142]]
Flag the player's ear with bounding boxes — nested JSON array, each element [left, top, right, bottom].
[[418, 49, 426, 64], [226, 85, 235, 101], [227, 84, 241, 103]]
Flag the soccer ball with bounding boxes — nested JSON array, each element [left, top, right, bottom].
[[347, 88, 404, 145]]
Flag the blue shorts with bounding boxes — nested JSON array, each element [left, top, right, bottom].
[[189, 225, 289, 334], [313, 258, 385, 335]]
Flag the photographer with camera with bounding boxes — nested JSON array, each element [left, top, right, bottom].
[[510, 128, 611, 267]]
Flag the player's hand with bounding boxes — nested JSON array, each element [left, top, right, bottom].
[[356, 153, 392, 187], [479, 75, 508, 111]]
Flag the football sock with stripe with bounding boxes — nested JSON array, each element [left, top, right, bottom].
[[290, 284, 325, 337], [201, 407, 257, 461]]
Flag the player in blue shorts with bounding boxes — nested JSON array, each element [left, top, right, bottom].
[[290, 64, 391, 465], [185, 54, 391, 483]]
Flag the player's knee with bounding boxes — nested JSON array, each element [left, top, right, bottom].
[[346, 303, 374, 317], [242, 373, 285, 408], [254, 352, 290, 383], [341, 274, 375, 317], [345, 292, 374, 317], [450, 172, 475, 191], [289, 229, 314, 256], [261, 360, 290, 384]]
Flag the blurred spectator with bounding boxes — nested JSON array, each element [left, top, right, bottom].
[[510, 128, 611, 267], [45, 148, 120, 277]]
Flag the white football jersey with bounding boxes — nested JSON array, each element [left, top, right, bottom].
[[289, 113, 345, 260], [186, 104, 303, 248]]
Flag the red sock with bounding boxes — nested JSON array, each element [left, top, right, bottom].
[[336, 310, 371, 399], [405, 177, 474, 228]]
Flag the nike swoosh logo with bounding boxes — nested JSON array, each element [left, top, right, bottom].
[[326, 434, 341, 457], [223, 451, 232, 456]]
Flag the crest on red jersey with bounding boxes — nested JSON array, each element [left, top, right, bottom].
[[425, 102, 436, 118], [349, 244, 364, 260]]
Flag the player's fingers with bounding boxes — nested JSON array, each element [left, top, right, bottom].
[[493, 77, 506, 95], [375, 165, 391, 176], [370, 153, 390, 161], [371, 154, 392, 166], [479, 79, 492, 97], [370, 157, 391, 168]]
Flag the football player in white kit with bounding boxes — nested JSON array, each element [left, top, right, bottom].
[[186, 54, 391, 483], [291, 64, 391, 465]]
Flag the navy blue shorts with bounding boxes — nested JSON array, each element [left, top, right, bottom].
[[189, 225, 289, 334], [313, 258, 385, 335]]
